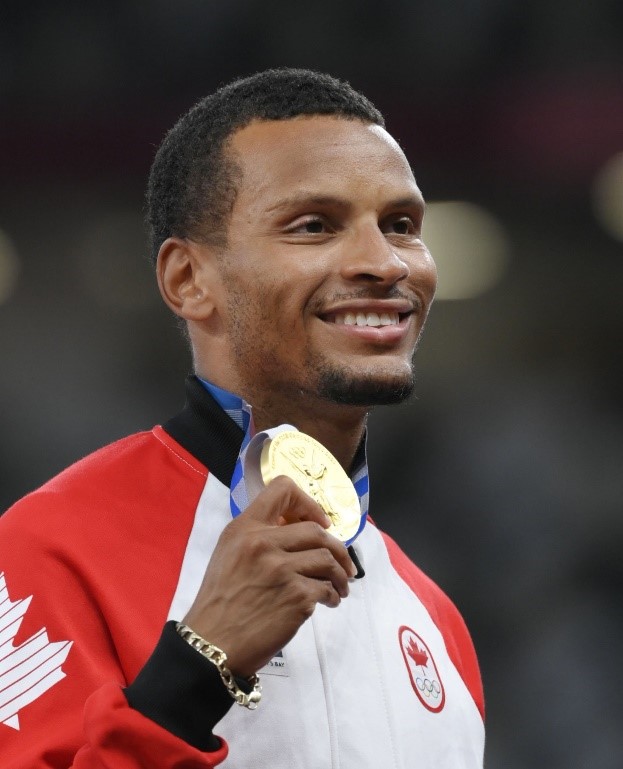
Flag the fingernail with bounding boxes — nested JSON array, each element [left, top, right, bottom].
[[348, 560, 357, 578]]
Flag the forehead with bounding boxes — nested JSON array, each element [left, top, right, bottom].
[[227, 116, 421, 211]]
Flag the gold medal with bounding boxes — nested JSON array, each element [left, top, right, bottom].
[[260, 431, 361, 543]]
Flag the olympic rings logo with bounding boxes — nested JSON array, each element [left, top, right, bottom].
[[398, 625, 446, 713], [415, 677, 441, 699]]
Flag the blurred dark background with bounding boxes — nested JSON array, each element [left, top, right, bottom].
[[1, 2, 622, 766]]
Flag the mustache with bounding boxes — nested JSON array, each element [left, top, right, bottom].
[[312, 286, 423, 313]]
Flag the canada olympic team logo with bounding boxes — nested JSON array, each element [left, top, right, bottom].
[[398, 625, 445, 713]]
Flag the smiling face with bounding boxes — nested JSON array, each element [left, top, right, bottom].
[[198, 116, 437, 420]]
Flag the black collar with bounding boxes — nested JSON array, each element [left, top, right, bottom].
[[162, 376, 245, 488]]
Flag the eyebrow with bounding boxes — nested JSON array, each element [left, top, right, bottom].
[[265, 194, 351, 214], [264, 192, 425, 215], [385, 195, 426, 212]]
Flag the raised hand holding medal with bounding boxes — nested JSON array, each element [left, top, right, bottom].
[[184, 384, 366, 683]]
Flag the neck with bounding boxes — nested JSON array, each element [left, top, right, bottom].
[[251, 397, 367, 471], [194, 363, 369, 470]]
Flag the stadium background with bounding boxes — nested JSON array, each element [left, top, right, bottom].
[[1, 2, 621, 766]]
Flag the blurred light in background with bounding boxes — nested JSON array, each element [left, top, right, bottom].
[[423, 201, 510, 300], [0, 228, 20, 306], [74, 211, 158, 312], [592, 151, 623, 243]]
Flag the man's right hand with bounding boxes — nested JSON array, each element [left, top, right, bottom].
[[181, 475, 357, 678]]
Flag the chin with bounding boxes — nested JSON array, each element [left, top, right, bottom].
[[316, 365, 416, 407]]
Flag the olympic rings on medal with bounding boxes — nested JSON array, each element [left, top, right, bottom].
[[415, 677, 441, 699]]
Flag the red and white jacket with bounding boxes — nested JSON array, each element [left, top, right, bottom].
[[0, 377, 484, 768]]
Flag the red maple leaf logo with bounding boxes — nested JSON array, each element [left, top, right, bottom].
[[406, 637, 428, 668]]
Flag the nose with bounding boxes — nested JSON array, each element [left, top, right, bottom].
[[340, 223, 410, 286]]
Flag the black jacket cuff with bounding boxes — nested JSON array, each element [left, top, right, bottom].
[[124, 620, 236, 752]]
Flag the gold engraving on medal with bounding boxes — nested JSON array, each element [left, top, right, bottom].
[[260, 431, 361, 542]]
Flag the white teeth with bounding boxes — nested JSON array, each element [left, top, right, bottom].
[[332, 311, 400, 327]]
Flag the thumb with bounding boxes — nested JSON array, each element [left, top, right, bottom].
[[245, 475, 331, 528]]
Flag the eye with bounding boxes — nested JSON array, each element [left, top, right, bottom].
[[383, 216, 418, 236], [284, 216, 331, 235]]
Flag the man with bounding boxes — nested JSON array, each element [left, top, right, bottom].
[[0, 69, 484, 767]]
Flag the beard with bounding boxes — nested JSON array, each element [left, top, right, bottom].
[[313, 359, 416, 407]]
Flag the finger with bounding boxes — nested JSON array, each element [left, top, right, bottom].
[[284, 548, 351, 598], [314, 580, 342, 609], [272, 520, 358, 579], [244, 475, 331, 528], [294, 574, 342, 610]]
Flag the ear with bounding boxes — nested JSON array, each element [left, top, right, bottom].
[[156, 237, 220, 321]]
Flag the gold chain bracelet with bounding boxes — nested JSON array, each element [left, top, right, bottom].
[[175, 623, 262, 709]]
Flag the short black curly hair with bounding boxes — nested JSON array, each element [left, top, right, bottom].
[[146, 68, 385, 263]]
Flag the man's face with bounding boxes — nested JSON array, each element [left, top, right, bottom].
[[212, 116, 437, 410]]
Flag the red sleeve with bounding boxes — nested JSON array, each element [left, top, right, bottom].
[[0, 435, 228, 768], [380, 530, 485, 720], [0, 516, 228, 768], [74, 684, 227, 768]]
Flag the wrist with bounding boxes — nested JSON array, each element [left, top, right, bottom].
[[175, 623, 262, 709]]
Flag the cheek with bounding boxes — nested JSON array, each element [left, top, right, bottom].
[[402, 247, 437, 307], [225, 256, 322, 341], [229, 288, 300, 351], [418, 248, 438, 292]]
